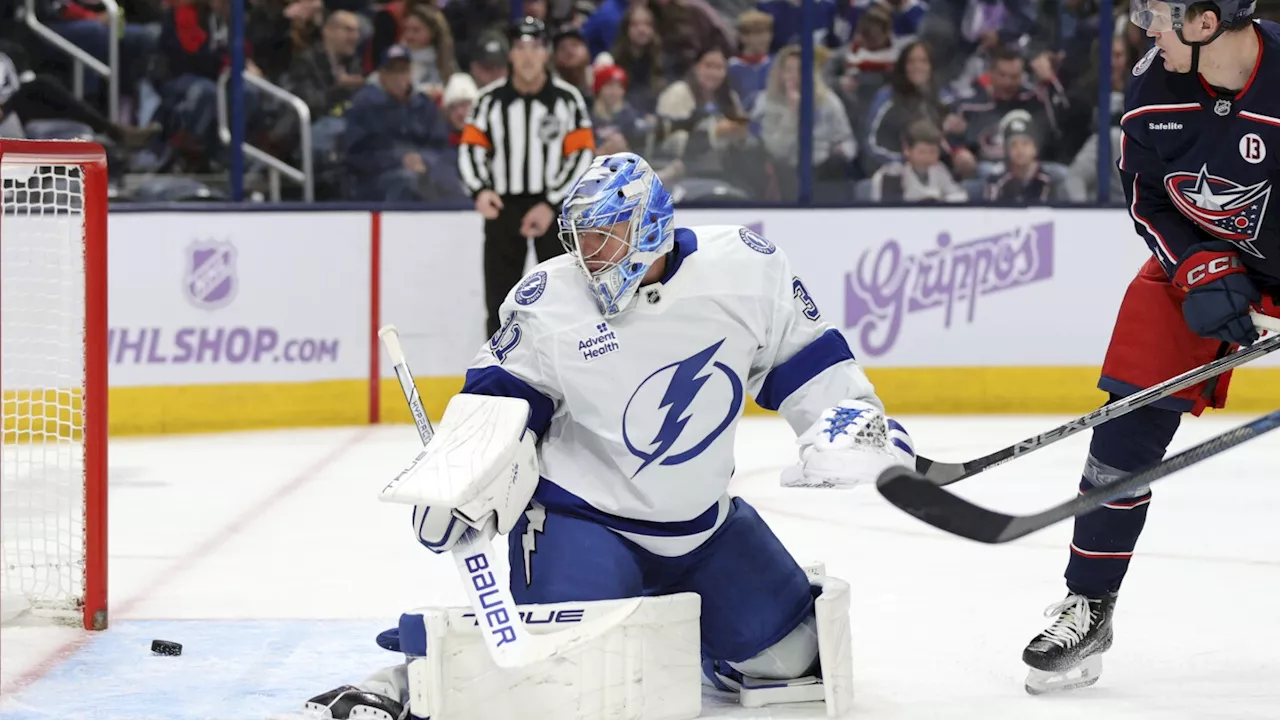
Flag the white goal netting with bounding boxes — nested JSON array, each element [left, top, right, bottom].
[[0, 161, 90, 624]]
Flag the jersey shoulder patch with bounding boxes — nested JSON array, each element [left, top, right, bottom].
[[738, 226, 776, 254], [1132, 45, 1159, 76], [514, 270, 548, 306]]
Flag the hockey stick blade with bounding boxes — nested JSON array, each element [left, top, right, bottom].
[[378, 325, 642, 669], [915, 317, 1280, 486], [878, 409, 1280, 544]]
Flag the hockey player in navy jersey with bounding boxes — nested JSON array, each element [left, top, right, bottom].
[[1020, 0, 1280, 695], [304, 153, 915, 720]]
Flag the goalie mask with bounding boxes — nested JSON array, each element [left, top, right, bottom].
[[557, 153, 675, 319]]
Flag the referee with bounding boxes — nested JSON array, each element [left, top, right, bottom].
[[458, 17, 596, 336]]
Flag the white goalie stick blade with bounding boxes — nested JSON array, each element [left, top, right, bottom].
[[378, 324, 640, 669]]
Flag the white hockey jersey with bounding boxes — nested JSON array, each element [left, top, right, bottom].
[[462, 225, 881, 556]]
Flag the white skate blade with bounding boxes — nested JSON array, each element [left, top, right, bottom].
[[1025, 655, 1103, 695], [739, 675, 826, 708]]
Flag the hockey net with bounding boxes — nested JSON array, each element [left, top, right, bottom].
[[0, 140, 108, 631]]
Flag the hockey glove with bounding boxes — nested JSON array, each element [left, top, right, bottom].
[[1173, 242, 1261, 346], [781, 399, 915, 488]]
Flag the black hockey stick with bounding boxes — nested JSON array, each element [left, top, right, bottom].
[[877, 408, 1280, 544], [914, 312, 1280, 487]]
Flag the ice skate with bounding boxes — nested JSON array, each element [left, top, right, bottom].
[[1022, 593, 1116, 695]]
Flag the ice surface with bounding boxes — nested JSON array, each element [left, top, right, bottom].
[[2, 415, 1277, 719]]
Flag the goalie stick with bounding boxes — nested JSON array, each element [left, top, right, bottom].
[[379, 325, 641, 669], [913, 312, 1280, 486], [876, 408, 1280, 544]]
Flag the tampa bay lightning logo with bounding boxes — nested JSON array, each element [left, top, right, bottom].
[[739, 226, 776, 254], [515, 271, 548, 306], [622, 339, 744, 477], [1165, 165, 1271, 258]]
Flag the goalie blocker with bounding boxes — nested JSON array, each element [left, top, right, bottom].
[[306, 565, 852, 720]]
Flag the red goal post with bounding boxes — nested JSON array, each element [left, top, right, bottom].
[[0, 139, 108, 631]]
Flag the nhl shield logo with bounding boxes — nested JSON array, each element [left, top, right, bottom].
[[185, 240, 238, 309], [1164, 165, 1270, 259], [1214, 98, 1232, 116]]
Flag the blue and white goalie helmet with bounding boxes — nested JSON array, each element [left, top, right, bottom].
[[557, 153, 675, 318]]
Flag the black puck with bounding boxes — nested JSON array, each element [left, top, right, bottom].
[[151, 639, 182, 656]]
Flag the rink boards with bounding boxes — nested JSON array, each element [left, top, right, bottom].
[[36, 207, 1280, 435]]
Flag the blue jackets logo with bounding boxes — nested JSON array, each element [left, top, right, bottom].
[[622, 339, 744, 476], [580, 322, 619, 361], [1164, 164, 1270, 258]]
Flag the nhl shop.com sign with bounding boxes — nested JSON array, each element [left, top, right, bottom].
[[843, 223, 1055, 357], [108, 237, 341, 367]]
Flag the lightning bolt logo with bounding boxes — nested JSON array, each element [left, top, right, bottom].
[[521, 502, 546, 587], [622, 339, 743, 477]]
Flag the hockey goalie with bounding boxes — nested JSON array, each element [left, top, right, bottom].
[[303, 153, 915, 719]]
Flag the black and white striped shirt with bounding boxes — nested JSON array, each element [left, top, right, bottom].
[[458, 75, 595, 206]]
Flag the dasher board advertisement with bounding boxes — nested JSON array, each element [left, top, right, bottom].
[[108, 212, 371, 386]]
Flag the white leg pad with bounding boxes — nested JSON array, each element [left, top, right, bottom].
[[815, 575, 854, 716], [732, 574, 853, 717], [406, 593, 702, 720]]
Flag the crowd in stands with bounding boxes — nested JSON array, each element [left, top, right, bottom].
[[2, 0, 1277, 203]]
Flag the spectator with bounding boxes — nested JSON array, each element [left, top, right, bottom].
[[37, 0, 160, 110], [1058, 33, 1130, 163], [650, 0, 736, 76], [282, 9, 365, 122], [249, 0, 324, 81], [522, 0, 551, 20], [553, 25, 593, 97], [869, 118, 967, 202], [984, 111, 1063, 203], [367, 0, 409, 73], [728, 9, 774, 112], [442, 72, 478, 145], [947, 44, 1062, 175], [156, 0, 263, 170], [755, 0, 839, 52], [608, 3, 671, 113], [834, 0, 927, 47], [280, 8, 364, 169], [469, 31, 511, 89], [0, 40, 159, 145], [654, 46, 751, 187], [591, 63, 649, 154], [443, 0, 511, 70], [568, 0, 597, 29], [753, 44, 856, 201], [841, 2, 900, 81], [968, 0, 1036, 51], [580, 0, 627, 58], [862, 39, 950, 174], [396, 4, 457, 100], [343, 45, 456, 202]]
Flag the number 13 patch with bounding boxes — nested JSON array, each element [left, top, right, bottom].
[[792, 277, 821, 321]]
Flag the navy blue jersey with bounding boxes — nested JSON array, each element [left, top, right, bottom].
[[1119, 20, 1280, 287]]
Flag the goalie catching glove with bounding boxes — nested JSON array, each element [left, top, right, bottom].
[[781, 399, 915, 488], [381, 394, 540, 554]]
